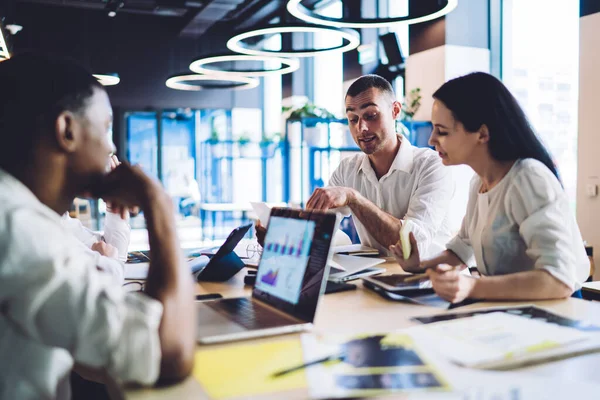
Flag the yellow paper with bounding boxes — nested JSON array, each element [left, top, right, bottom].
[[193, 339, 307, 399]]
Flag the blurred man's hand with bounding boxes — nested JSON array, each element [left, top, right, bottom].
[[91, 241, 118, 260], [255, 221, 266, 247]]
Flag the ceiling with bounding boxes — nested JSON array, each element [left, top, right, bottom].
[[0, 0, 350, 109], [9, 0, 325, 38]]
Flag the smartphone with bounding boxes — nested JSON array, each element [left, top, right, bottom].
[[361, 274, 431, 292]]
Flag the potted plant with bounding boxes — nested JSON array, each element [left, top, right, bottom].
[[286, 103, 337, 147], [259, 133, 281, 158], [400, 87, 422, 121], [399, 88, 422, 140], [237, 133, 252, 157], [208, 129, 222, 158], [286, 102, 336, 121]]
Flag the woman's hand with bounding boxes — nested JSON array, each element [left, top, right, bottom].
[[389, 232, 422, 273], [427, 264, 477, 303]]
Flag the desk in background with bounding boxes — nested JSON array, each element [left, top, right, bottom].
[[124, 261, 600, 400], [199, 203, 253, 241]]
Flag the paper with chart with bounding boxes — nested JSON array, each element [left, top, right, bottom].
[[409, 312, 595, 369], [301, 333, 450, 399], [254, 216, 316, 305]]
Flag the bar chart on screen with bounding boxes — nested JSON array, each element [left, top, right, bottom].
[[260, 269, 279, 286], [254, 216, 315, 305]]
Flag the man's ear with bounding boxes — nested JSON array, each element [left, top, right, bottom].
[[391, 100, 402, 120], [55, 111, 78, 153], [477, 124, 490, 144]]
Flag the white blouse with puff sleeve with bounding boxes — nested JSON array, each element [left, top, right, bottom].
[[446, 158, 589, 291]]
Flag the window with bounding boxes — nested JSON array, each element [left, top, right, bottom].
[[502, 0, 580, 209], [388, 0, 409, 96], [313, 0, 344, 117]]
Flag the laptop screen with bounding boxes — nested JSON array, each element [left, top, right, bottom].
[[253, 208, 337, 323]]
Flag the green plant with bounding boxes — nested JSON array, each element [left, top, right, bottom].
[[260, 132, 282, 145], [287, 102, 336, 120], [237, 133, 251, 146], [208, 129, 220, 143], [401, 88, 422, 121]]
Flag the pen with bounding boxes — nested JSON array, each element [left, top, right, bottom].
[[403, 273, 428, 283], [271, 354, 342, 378], [403, 264, 461, 283]]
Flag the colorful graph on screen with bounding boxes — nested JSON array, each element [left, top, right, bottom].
[[260, 269, 279, 286], [264, 234, 306, 258], [255, 216, 316, 305]]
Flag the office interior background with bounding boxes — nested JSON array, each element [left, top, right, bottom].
[[0, 0, 597, 275]]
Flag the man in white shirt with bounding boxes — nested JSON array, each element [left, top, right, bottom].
[[306, 75, 454, 256], [0, 53, 196, 399]]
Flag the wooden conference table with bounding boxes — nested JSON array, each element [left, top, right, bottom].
[[123, 260, 600, 400]]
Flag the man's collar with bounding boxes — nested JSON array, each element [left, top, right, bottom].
[[0, 167, 61, 219], [358, 135, 414, 175]]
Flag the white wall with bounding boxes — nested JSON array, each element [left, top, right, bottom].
[[405, 44, 490, 233], [405, 46, 447, 122], [405, 44, 490, 121], [577, 12, 600, 279]]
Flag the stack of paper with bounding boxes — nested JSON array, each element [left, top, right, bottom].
[[333, 244, 379, 256], [409, 311, 600, 370], [328, 254, 385, 282]]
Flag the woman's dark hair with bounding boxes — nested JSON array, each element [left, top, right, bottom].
[[432, 72, 560, 180]]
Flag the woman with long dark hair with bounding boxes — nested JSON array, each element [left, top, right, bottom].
[[391, 72, 589, 302]]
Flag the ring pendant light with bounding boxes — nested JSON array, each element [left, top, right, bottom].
[[165, 74, 259, 91], [286, 0, 458, 28], [93, 73, 120, 86], [189, 54, 300, 77], [0, 26, 10, 61], [227, 24, 360, 58]]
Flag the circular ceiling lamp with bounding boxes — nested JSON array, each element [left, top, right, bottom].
[[0, 26, 11, 61], [189, 54, 300, 77], [286, 0, 458, 28], [93, 73, 121, 86], [227, 24, 360, 58], [165, 74, 259, 91]]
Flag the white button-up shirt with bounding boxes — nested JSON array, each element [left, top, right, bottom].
[[0, 168, 163, 399], [446, 159, 589, 290], [61, 212, 130, 282], [330, 138, 454, 257]]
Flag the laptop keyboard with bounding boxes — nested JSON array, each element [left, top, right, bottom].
[[206, 298, 297, 330]]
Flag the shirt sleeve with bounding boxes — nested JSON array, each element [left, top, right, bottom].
[[0, 209, 163, 385], [327, 160, 351, 217], [61, 213, 100, 248], [446, 176, 478, 265], [103, 212, 131, 263], [403, 155, 454, 256], [505, 161, 588, 291]]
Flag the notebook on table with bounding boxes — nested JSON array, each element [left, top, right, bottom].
[[195, 207, 338, 344]]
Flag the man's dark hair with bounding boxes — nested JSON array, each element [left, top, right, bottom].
[[346, 74, 395, 99], [0, 53, 104, 169]]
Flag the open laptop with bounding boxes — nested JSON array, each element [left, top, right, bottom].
[[195, 207, 338, 344]]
